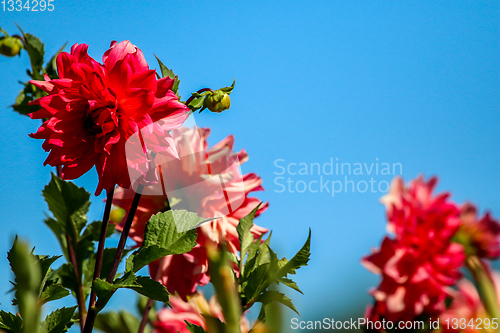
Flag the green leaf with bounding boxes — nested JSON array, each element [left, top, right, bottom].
[[277, 277, 302, 294], [93, 273, 169, 310], [23, 33, 45, 79], [11, 82, 40, 116], [81, 221, 114, 242], [187, 96, 205, 111], [256, 290, 299, 315], [242, 264, 269, 301], [93, 271, 140, 302], [154, 55, 180, 94], [55, 264, 78, 297], [126, 210, 205, 273], [40, 306, 77, 333], [236, 204, 261, 269], [42, 173, 91, 238], [274, 229, 311, 280], [185, 322, 208, 333], [130, 276, 169, 304], [219, 79, 235, 94], [0, 310, 22, 333], [95, 310, 151, 333], [38, 284, 70, 305]]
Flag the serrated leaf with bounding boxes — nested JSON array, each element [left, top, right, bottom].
[[154, 55, 180, 94], [22, 33, 45, 79], [0, 310, 22, 333], [126, 210, 205, 273], [42, 174, 90, 237], [242, 264, 269, 301], [277, 277, 302, 294], [256, 290, 299, 315], [274, 229, 311, 280], [237, 204, 261, 269], [92, 271, 140, 301], [38, 284, 70, 305], [40, 306, 77, 333], [155, 55, 175, 80], [130, 276, 169, 304]]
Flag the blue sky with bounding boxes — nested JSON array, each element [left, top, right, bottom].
[[0, 0, 499, 331]]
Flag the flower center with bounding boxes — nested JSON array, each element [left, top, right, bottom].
[[83, 115, 102, 134]]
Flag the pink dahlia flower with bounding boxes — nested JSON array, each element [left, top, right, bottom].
[[29, 41, 189, 195], [363, 176, 465, 323], [440, 272, 500, 333], [112, 126, 268, 299], [153, 294, 249, 333]]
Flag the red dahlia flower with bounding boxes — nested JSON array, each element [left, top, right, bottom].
[[363, 176, 465, 324], [29, 41, 190, 195], [112, 126, 268, 299]]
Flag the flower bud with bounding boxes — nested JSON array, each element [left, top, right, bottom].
[[0, 36, 23, 57], [204, 90, 231, 113]]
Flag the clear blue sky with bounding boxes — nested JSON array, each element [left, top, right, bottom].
[[0, 1, 499, 331]]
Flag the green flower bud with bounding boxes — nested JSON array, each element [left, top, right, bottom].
[[204, 89, 231, 113], [0, 36, 23, 57]]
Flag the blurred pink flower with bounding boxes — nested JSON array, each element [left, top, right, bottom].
[[112, 127, 268, 299], [153, 294, 249, 333], [440, 272, 500, 333], [459, 203, 500, 259], [363, 176, 465, 323]]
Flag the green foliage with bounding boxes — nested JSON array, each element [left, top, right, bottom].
[[38, 284, 70, 305], [40, 306, 77, 333], [8, 26, 66, 116], [93, 273, 169, 311], [155, 55, 180, 97], [43, 173, 90, 238], [235, 207, 311, 318], [95, 310, 151, 333], [186, 321, 209, 333], [11, 82, 40, 116], [125, 210, 205, 273], [0, 310, 22, 333], [8, 238, 42, 333], [42, 175, 120, 302]]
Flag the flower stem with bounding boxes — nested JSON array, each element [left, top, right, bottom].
[[82, 186, 117, 333], [53, 164, 87, 331], [466, 256, 500, 331], [65, 233, 87, 332], [207, 243, 242, 333], [87, 187, 115, 309], [184, 88, 213, 106], [106, 184, 143, 283], [83, 184, 143, 332], [137, 257, 165, 333]]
